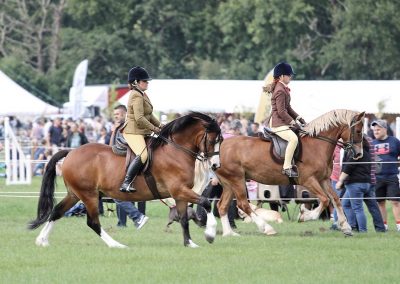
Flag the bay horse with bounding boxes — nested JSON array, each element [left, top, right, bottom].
[[28, 112, 222, 248], [212, 109, 365, 237]]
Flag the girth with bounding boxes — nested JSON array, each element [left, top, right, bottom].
[[258, 128, 303, 165]]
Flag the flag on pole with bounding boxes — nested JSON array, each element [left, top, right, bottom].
[[69, 59, 89, 119], [254, 68, 274, 124]]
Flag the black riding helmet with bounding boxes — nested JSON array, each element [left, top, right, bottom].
[[273, 62, 296, 77], [128, 66, 152, 83]]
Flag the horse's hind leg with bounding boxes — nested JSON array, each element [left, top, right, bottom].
[[322, 179, 352, 236], [217, 189, 240, 237], [83, 195, 127, 248], [298, 178, 330, 222], [218, 179, 276, 236], [36, 193, 79, 247]]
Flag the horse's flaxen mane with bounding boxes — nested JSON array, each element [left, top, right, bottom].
[[149, 111, 220, 150], [303, 109, 360, 137]]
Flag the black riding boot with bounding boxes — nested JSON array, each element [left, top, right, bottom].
[[120, 156, 144, 193]]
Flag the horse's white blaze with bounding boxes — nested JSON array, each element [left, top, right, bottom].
[[187, 239, 199, 248], [204, 212, 217, 240], [35, 221, 55, 247], [100, 228, 127, 248], [221, 214, 240, 237], [210, 141, 221, 170]]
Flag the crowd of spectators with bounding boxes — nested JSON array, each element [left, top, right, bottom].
[[1, 113, 399, 233]]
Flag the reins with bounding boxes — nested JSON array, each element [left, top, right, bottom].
[[156, 134, 205, 161], [155, 131, 215, 162], [298, 116, 363, 151]]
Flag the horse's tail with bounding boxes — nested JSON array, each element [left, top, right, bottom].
[[28, 150, 70, 230]]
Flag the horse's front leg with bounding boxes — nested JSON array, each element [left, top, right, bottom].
[[299, 178, 331, 222], [174, 188, 217, 245], [175, 200, 198, 248], [321, 179, 352, 236]]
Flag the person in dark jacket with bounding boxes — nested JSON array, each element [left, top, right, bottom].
[[336, 138, 385, 232], [65, 122, 88, 148]]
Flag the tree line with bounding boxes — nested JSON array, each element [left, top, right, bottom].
[[1, 0, 399, 106]]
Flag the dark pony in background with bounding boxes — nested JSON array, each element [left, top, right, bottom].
[[29, 112, 222, 248]]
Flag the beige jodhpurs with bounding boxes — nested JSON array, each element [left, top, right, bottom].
[[270, 125, 298, 169], [123, 133, 148, 163]]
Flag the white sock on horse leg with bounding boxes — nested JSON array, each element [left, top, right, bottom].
[[35, 221, 55, 247], [100, 228, 127, 248]]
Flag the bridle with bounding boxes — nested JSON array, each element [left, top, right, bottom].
[[300, 116, 363, 154], [156, 128, 223, 162]]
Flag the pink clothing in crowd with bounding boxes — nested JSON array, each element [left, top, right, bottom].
[[330, 145, 341, 181]]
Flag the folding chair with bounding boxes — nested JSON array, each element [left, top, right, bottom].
[[257, 183, 291, 220]]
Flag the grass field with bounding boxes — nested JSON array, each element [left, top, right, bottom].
[[1, 177, 399, 284]]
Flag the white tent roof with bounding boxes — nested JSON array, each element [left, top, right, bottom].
[[81, 85, 109, 108], [118, 79, 261, 113], [0, 70, 59, 115], [118, 79, 400, 120], [64, 85, 109, 109]]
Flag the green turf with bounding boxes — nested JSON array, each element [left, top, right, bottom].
[[0, 177, 399, 283]]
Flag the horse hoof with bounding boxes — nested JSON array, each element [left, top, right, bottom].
[[186, 240, 199, 248], [343, 230, 353, 237], [264, 229, 277, 236], [222, 231, 240, 237], [204, 228, 216, 243], [110, 243, 127, 249], [35, 237, 49, 247], [35, 239, 49, 247], [205, 234, 215, 244]]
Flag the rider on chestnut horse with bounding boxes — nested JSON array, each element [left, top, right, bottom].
[[266, 62, 306, 178]]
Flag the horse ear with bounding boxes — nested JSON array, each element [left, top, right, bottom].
[[357, 111, 365, 121]]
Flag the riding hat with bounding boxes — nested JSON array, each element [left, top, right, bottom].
[[273, 62, 296, 77], [128, 66, 152, 83]]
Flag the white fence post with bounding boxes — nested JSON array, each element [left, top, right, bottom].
[[4, 117, 32, 185]]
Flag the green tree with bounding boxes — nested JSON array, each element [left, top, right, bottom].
[[320, 0, 400, 79]]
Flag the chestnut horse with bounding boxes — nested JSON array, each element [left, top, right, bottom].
[[29, 112, 222, 248], [212, 109, 365, 237]]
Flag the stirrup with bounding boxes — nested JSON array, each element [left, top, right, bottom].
[[120, 181, 137, 193], [282, 166, 299, 178]]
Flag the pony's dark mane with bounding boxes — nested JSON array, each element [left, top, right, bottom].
[[149, 111, 220, 151]]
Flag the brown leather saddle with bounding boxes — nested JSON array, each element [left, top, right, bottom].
[[258, 127, 303, 165], [110, 125, 160, 198]]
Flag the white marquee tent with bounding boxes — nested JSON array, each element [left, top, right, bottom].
[[0, 70, 59, 116], [118, 79, 400, 121]]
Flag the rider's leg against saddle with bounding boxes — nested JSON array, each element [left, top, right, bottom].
[[270, 125, 299, 177], [120, 133, 148, 193]]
